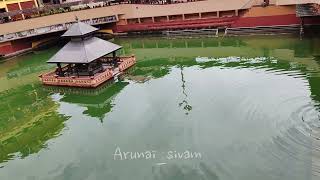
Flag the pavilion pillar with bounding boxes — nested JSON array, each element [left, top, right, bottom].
[[300, 17, 304, 37], [76, 65, 79, 77], [113, 51, 116, 59], [67, 64, 71, 76], [57, 63, 62, 76], [88, 63, 93, 76], [112, 51, 117, 66]]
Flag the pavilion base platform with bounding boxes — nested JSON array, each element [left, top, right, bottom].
[[39, 56, 136, 88]]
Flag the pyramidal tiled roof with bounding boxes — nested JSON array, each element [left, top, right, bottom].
[[62, 21, 98, 37], [47, 37, 122, 64]]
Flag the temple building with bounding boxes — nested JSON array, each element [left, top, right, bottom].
[[39, 19, 136, 88], [0, 0, 38, 21]]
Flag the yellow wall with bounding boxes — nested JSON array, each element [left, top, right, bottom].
[[243, 5, 296, 17]]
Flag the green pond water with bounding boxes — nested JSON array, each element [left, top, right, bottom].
[[0, 35, 320, 180]]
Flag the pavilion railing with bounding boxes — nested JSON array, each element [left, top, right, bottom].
[[39, 56, 136, 87], [118, 56, 136, 71], [40, 68, 114, 87]]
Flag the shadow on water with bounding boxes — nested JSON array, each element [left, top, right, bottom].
[[54, 80, 129, 122], [0, 79, 129, 163]]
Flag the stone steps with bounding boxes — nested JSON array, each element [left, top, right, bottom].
[[225, 25, 300, 36], [164, 28, 219, 37]]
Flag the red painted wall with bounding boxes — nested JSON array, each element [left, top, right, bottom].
[[0, 39, 32, 55], [11, 39, 32, 52], [0, 42, 13, 55], [232, 14, 300, 27], [20, 1, 36, 16], [115, 14, 315, 33], [304, 16, 320, 25], [7, 3, 23, 20], [115, 17, 238, 32], [20, 1, 35, 9], [6, 3, 20, 11]]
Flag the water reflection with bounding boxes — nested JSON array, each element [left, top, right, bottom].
[[56, 81, 129, 122], [178, 66, 192, 115], [115, 36, 320, 179], [1, 36, 320, 179], [0, 84, 69, 163]]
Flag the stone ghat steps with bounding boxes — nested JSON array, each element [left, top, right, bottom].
[[116, 17, 238, 32], [164, 28, 219, 37], [225, 25, 300, 36]]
